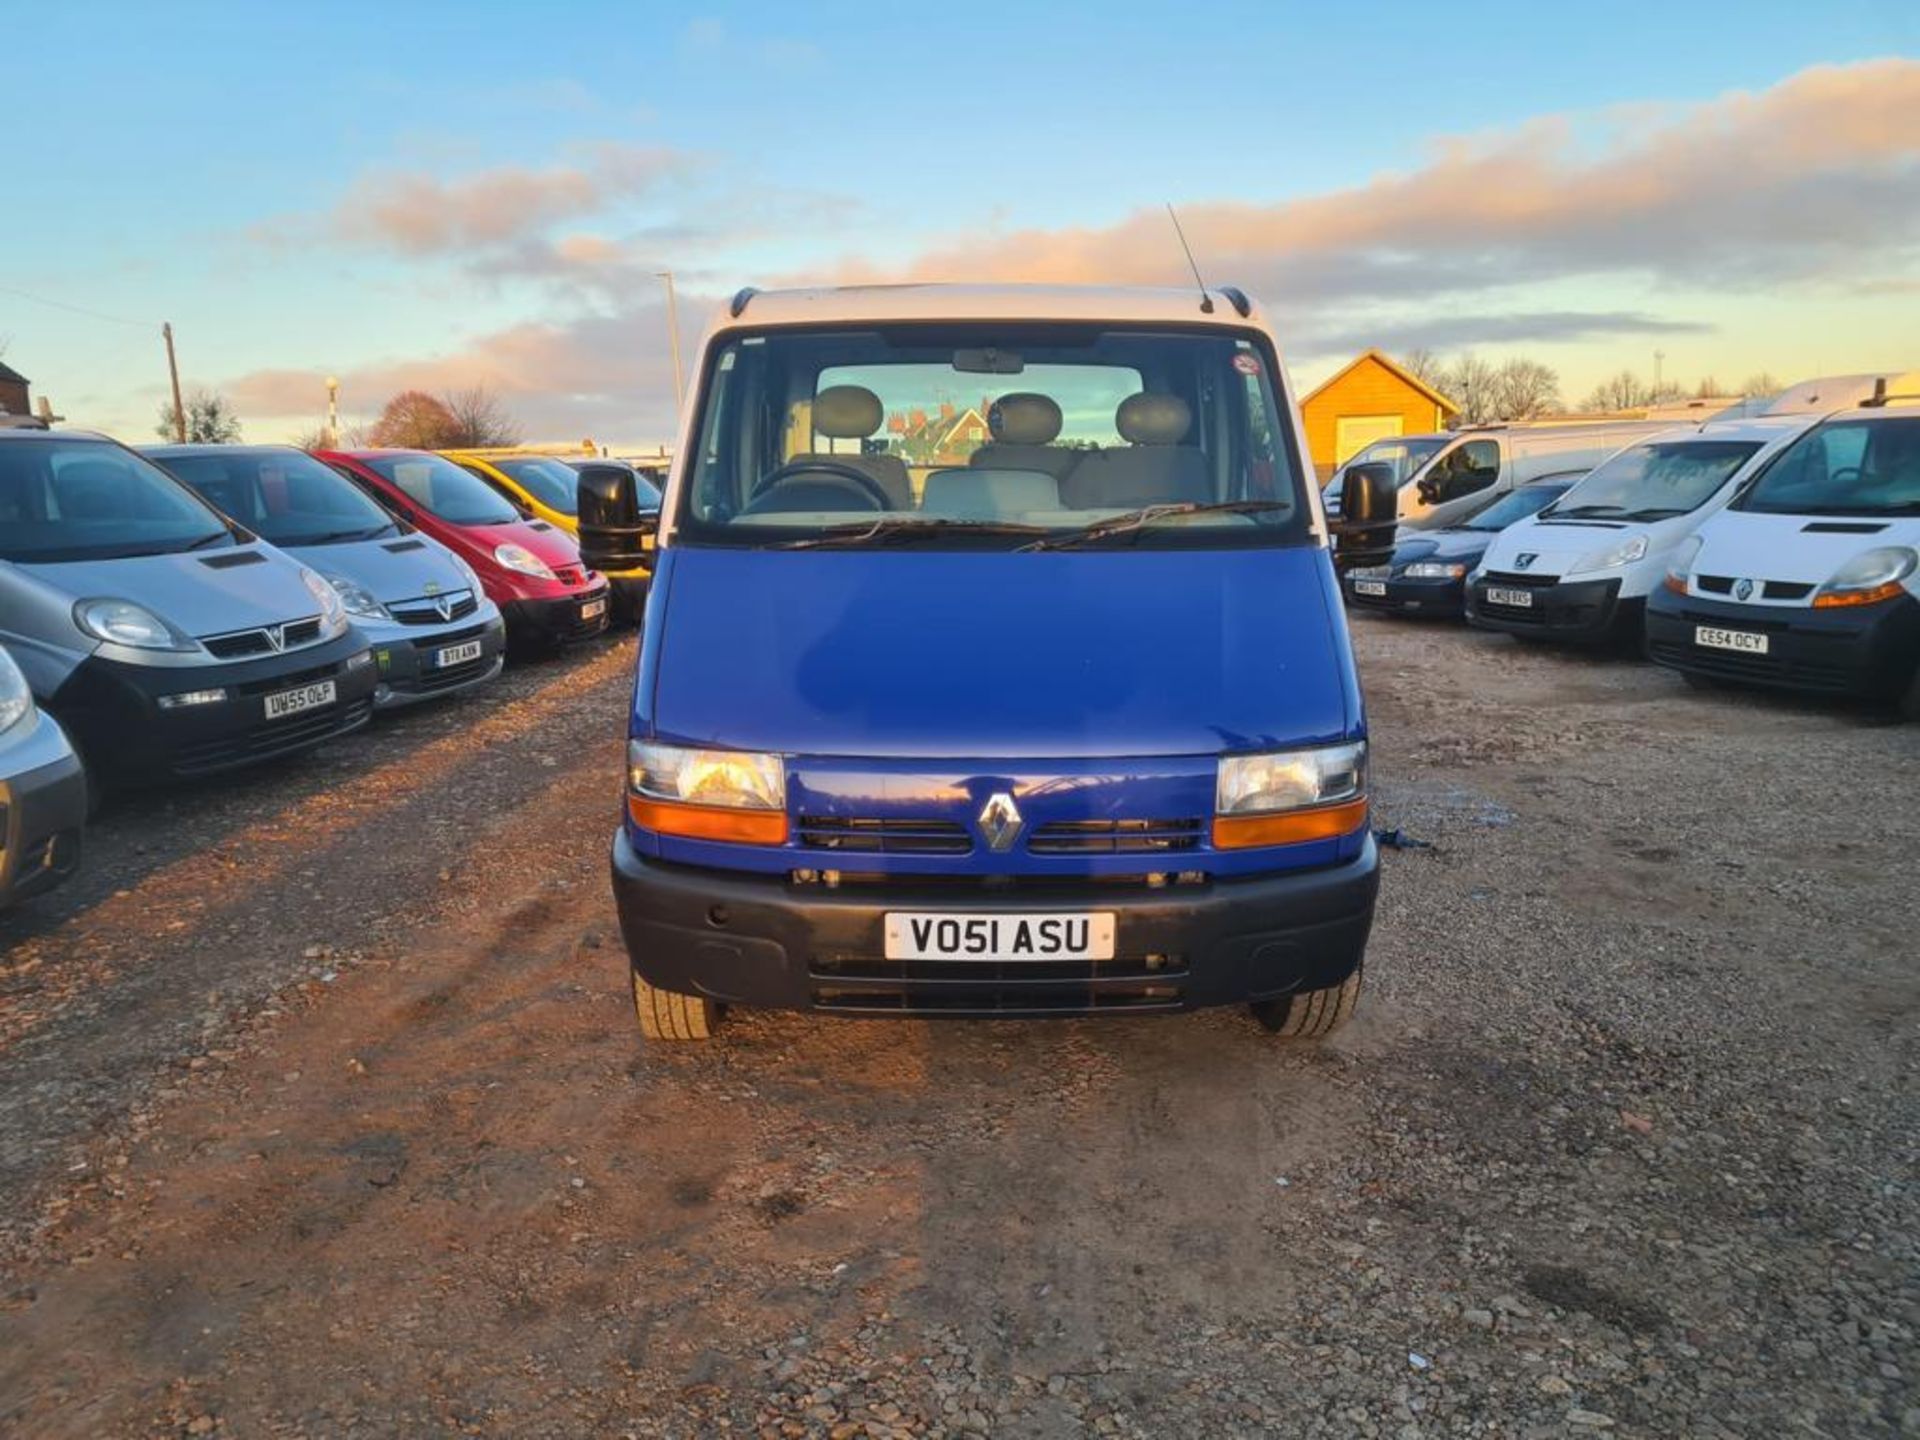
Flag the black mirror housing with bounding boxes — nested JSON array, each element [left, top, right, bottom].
[[577, 467, 659, 573], [1331, 461, 1397, 572]]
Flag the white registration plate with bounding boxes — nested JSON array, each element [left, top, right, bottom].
[[263, 679, 335, 720], [1695, 625, 1768, 655], [1484, 586, 1534, 608], [884, 912, 1115, 962], [581, 596, 608, 620], [435, 639, 484, 668], [1353, 579, 1388, 597]]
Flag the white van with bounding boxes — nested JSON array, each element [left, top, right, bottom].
[[1647, 396, 1920, 716], [1466, 415, 1818, 644], [1400, 418, 1684, 530]]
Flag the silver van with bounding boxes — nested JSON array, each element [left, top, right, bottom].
[[149, 445, 506, 707], [0, 429, 377, 786], [0, 642, 86, 907]]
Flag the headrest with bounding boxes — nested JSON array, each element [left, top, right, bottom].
[[987, 393, 1062, 445], [813, 385, 884, 440], [1116, 393, 1192, 446]]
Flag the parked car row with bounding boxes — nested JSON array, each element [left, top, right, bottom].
[[0, 429, 639, 908], [1341, 381, 1920, 717]]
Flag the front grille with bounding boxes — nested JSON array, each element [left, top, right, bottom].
[[200, 614, 326, 659], [1649, 638, 1854, 692], [1482, 570, 1559, 588], [172, 696, 373, 774], [1028, 818, 1202, 854], [809, 953, 1187, 1015], [233, 659, 342, 697], [796, 816, 971, 855], [389, 590, 480, 626], [1697, 575, 1734, 595], [1698, 576, 1813, 601]]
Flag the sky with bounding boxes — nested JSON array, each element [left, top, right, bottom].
[[4, 0, 1916, 449]]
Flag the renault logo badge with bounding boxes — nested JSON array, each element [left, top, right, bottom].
[[978, 792, 1023, 853], [1734, 578, 1754, 601]]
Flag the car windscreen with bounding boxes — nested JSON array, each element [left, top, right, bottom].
[[363, 453, 521, 524], [490, 457, 584, 516], [1332, 436, 1446, 496], [1541, 439, 1761, 521], [157, 449, 396, 546], [677, 323, 1312, 550], [1460, 483, 1572, 531], [0, 438, 234, 562], [1735, 418, 1920, 517]]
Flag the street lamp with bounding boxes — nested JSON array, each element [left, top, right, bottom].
[[656, 271, 685, 416]]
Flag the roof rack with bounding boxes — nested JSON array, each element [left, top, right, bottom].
[[729, 286, 758, 318], [1217, 286, 1252, 318], [1859, 378, 1920, 408]]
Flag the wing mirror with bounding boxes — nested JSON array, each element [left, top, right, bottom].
[[1331, 461, 1397, 572], [577, 465, 659, 573]]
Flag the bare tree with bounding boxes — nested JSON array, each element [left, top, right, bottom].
[[439, 385, 522, 448], [1693, 376, 1723, 398], [1398, 348, 1446, 391], [1489, 359, 1561, 420], [1445, 354, 1501, 426], [1738, 372, 1781, 398], [156, 387, 243, 443], [291, 424, 332, 450], [1581, 370, 1650, 412]]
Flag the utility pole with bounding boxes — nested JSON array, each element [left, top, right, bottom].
[[325, 376, 340, 447], [655, 271, 684, 416], [162, 322, 186, 442], [1653, 349, 1665, 399]]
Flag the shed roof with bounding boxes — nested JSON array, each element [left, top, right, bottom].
[[1300, 349, 1459, 416]]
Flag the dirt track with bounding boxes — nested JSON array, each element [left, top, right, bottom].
[[2, 619, 1916, 1438]]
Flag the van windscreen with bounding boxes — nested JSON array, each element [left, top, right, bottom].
[[364, 453, 521, 524], [677, 324, 1311, 550], [1542, 439, 1762, 521], [158, 449, 396, 546], [1736, 418, 1920, 517], [0, 438, 233, 563]]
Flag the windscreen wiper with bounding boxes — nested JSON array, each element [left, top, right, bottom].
[[1023, 499, 1291, 551], [773, 517, 1051, 550], [1537, 503, 1627, 520]]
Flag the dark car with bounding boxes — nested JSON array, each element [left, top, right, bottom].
[[1343, 477, 1577, 618]]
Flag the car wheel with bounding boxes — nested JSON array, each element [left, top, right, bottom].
[[632, 972, 718, 1040], [1250, 965, 1362, 1038]]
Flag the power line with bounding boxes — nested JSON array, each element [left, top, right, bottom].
[[0, 284, 156, 330]]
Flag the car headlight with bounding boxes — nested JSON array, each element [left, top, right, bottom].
[[1404, 561, 1467, 580], [323, 573, 389, 620], [298, 566, 349, 634], [0, 647, 33, 735], [1661, 534, 1703, 595], [1214, 741, 1368, 850], [1573, 534, 1649, 572], [626, 740, 788, 844], [73, 598, 196, 652], [494, 543, 556, 579], [1813, 546, 1917, 609]]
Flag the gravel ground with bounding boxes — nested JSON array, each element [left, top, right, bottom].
[[0, 614, 1915, 1438]]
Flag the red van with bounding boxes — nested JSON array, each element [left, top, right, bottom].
[[319, 449, 610, 649]]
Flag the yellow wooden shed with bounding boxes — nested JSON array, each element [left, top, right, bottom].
[[1299, 350, 1460, 480]]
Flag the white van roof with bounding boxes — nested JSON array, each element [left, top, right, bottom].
[[709, 283, 1271, 332], [1763, 371, 1920, 415]]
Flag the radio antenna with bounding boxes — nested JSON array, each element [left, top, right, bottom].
[[1166, 203, 1213, 314]]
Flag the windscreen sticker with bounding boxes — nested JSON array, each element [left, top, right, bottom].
[[1232, 353, 1261, 376]]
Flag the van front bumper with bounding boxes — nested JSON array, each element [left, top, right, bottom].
[[49, 631, 378, 781], [609, 829, 1379, 1017], [1345, 573, 1466, 617], [1465, 573, 1631, 640], [365, 615, 508, 707], [502, 585, 611, 646], [1646, 589, 1920, 698], [0, 712, 87, 907]]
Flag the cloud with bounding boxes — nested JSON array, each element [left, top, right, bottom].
[[815, 59, 1920, 310], [262, 143, 689, 257], [1307, 309, 1715, 357]]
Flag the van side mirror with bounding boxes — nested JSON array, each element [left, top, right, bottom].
[[577, 466, 659, 573], [1331, 461, 1396, 572]]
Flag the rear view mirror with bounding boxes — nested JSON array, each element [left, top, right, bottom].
[[1331, 461, 1396, 572], [952, 347, 1024, 374], [578, 467, 659, 573]]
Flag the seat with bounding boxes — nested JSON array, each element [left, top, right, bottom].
[[969, 393, 1076, 480], [787, 385, 912, 509], [921, 467, 1060, 519], [1059, 393, 1209, 509]]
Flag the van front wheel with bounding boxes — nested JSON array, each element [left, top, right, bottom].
[[631, 973, 718, 1041], [1250, 965, 1363, 1039]]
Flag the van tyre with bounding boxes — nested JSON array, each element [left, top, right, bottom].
[[1251, 965, 1363, 1038], [631, 972, 718, 1040]]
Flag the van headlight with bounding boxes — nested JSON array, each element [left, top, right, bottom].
[[73, 598, 197, 652], [626, 740, 788, 844], [1813, 546, 1917, 609], [1662, 534, 1702, 595], [494, 543, 556, 579], [0, 647, 33, 735], [1404, 561, 1467, 580], [1573, 534, 1649, 572], [1214, 741, 1369, 850], [323, 573, 389, 620], [298, 567, 349, 634]]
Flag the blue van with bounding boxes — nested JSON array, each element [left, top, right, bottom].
[[576, 285, 1396, 1040]]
